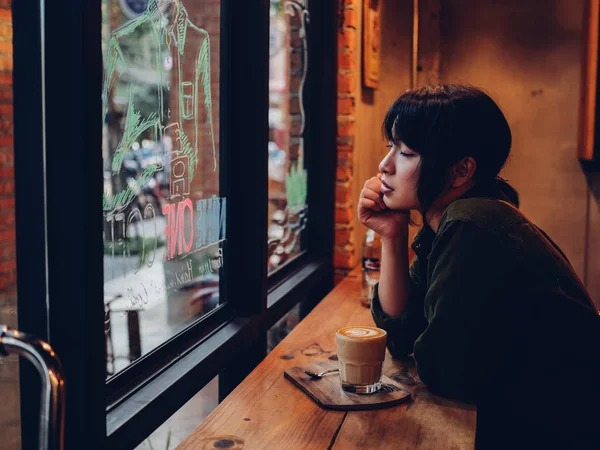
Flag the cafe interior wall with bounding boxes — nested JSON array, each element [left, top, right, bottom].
[[335, 0, 416, 283], [439, 0, 600, 308], [335, 0, 600, 308]]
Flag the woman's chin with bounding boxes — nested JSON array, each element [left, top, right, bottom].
[[383, 197, 415, 212], [382, 196, 400, 210]]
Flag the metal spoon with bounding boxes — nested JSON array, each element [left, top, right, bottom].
[[304, 368, 340, 379]]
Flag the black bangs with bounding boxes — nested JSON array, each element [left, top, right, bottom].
[[381, 87, 450, 157]]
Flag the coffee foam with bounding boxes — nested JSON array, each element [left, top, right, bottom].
[[337, 326, 386, 339]]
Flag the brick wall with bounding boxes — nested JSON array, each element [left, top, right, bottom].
[[334, 0, 358, 285], [182, 0, 220, 198], [288, 8, 303, 167], [0, 0, 14, 300], [0, 0, 20, 447]]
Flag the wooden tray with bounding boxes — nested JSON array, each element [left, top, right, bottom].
[[284, 361, 411, 411]]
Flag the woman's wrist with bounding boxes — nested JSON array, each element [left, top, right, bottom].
[[382, 225, 409, 247]]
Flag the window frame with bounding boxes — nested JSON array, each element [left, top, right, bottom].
[[12, 0, 336, 448]]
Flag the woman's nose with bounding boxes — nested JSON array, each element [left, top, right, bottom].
[[379, 152, 393, 175]]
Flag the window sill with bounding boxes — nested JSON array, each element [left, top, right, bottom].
[[266, 257, 332, 328], [105, 316, 260, 449]]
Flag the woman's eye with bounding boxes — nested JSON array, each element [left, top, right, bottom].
[[399, 152, 415, 158], [385, 144, 393, 149]]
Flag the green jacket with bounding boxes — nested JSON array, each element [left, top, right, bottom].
[[371, 183, 600, 445]]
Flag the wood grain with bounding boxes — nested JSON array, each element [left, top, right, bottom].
[[284, 361, 411, 411], [177, 270, 477, 449]]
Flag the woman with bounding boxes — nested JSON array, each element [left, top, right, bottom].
[[358, 85, 600, 449]]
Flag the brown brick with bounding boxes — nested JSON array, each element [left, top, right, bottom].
[[337, 73, 354, 94], [336, 135, 354, 148], [0, 248, 14, 264], [337, 97, 355, 115], [0, 211, 14, 227], [290, 34, 303, 49], [334, 246, 355, 269], [343, 8, 358, 29], [335, 182, 351, 204], [342, 0, 360, 9], [289, 138, 301, 160], [0, 229, 15, 242], [0, 259, 14, 273], [0, 181, 13, 193], [338, 48, 354, 71], [0, 134, 12, 147], [0, 103, 12, 115], [0, 166, 13, 177], [288, 9, 303, 28], [0, 196, 14, 209], [335, 206, 352, 224], [337, 118, 355, 137], [0, 42, 10, 56], [289, 96, 301, 115], [0, 148, 15, 167], [336, 165, 352, 182], [337, 149, 353, 166], [290, 74, 302, 92], [335, 228, 352, 246], [290, 52, 303, 73], [290, 115, 303, 137], [0, 8, 10, 23], [337, 145, 354, 155], [338, 27, 356, 50]]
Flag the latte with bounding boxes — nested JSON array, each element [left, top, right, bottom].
[[337, 326, 386, 339], [335, 326, 387, 394]]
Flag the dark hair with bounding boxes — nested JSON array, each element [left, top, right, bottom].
[[382, 84, 519, 217]]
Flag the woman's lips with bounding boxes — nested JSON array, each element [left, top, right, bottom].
[[380, 180, 394, 195]]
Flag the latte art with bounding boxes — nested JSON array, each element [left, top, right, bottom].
[[345, 328, 379, 337], [337, 326, 386, 339]]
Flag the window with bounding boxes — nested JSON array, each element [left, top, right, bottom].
[[101, 0, 224, 377], [12, 0, 336, 447], [268, 0, 309, 272]]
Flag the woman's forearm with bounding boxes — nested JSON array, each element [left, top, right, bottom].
[[378, 230, 410, 317]]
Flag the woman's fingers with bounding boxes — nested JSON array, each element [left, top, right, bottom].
[[360, 187, 386, 210], [363, 177, 382, 192], [359, 197, 380, 213]]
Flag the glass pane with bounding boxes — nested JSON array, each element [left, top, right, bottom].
[[267, 0, 309, 272], [135, 376, 218, 449], [0, 5, 20, 448], [267, 297, 318, 352], [267, 303, 300, 352], [102, 0, 224, 378]]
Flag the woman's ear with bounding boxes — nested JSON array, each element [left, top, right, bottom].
[[451, 157, 476, 188]]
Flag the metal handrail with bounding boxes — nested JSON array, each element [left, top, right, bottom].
[[0, 325, 65, 450]]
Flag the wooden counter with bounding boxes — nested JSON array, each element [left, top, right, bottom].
[[177, 271, 477, 449]]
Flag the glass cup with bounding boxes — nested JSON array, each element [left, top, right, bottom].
[[335, 326, 387, 394], [364, 266, 380, 307]]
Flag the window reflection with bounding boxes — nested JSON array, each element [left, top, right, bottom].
[[102, 0, 223, 377], [268, 0, 309, 272], [135, 376, 218, 449]]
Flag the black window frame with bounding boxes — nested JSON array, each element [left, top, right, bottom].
[[12, 0, 336, 448]]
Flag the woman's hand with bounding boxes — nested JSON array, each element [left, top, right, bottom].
[[358, 174, 410, 240]]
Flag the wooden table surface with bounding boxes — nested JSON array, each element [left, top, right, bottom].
[[177, 271, 477, 450]]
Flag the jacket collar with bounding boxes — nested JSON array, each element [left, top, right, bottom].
[[410, 180, 509, 255]]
